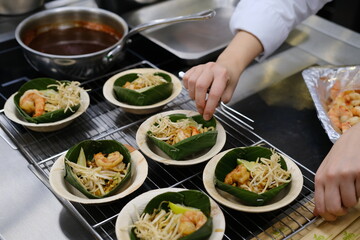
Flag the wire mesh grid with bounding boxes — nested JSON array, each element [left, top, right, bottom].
[[0, 60, 317, 240]]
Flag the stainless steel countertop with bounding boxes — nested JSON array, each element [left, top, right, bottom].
[[0, 2, 98, 240], [0, 128, 94, 240], [229, 15, 360, 105], [0, 3, 359, 240]]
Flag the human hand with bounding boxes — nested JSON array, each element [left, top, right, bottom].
[[182, 31, 263, 121], [314, 123, 360, 221], [183, 62, 239, 121]]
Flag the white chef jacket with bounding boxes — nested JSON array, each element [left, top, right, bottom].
[[230, 0, 332, 61]]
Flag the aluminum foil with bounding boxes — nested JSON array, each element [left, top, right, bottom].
[[302, 65, 360, 143]]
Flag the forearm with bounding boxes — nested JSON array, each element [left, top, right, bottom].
[[230, 0, 331, 60], [216, 30, 263, 83]]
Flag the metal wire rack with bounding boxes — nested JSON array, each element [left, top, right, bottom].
[[0, 60, 317, 240]]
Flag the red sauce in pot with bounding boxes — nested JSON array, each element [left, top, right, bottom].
[[23, 21, 123, 55]]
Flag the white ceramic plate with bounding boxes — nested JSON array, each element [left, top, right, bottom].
[[49, 147, 148, 204], [136, 110, 226, 166], [203, 148, 304, 213], [115, 187, 225, 240], [4, 89, 90, 132], [103, 68, 182, 115]]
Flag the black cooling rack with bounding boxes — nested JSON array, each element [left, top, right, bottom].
[[0, 60, 317, 240]]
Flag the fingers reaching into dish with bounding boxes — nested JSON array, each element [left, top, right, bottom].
[[183, 31, 264, 121], [314, 122, 360, 221], [183, 62, 236, 121]]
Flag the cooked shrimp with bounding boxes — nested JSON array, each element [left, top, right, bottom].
[[352, 106, 360, 116], [329, 93, 346, 109], [344, 91, 360, 101], [123, 73, 167, 90], [172, 126, 200, 144], [341, 116, 360, 133], [328, 104, 353, 130], [19, 90, 46, 117], [178, 210, 207, 236], [330, 80, 341, 101], [224, 164, 250, 186], [93, 151, 123, 170], [350, 99, 360, 106], [123, 81, 138, 90]]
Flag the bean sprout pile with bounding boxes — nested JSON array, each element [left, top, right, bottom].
[[225, 150, 291, 194], [132, 209, 183, 240], [243, 151, 291, 193], [123, 73, 168, 92], [148, 115, 214, 145], [65, 159, 129, 196], [45, 81, 83, 112]]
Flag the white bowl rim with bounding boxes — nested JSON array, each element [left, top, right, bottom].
[[49, 148, 148, 204], [102, 68, 183, 110], [115, 187, 226, 240], [4, 89, 90, 128], [136, 109, 227, 165], [203, 148, 304, 213]]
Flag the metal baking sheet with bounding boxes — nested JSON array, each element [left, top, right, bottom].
[[123, 0, 238, 64]]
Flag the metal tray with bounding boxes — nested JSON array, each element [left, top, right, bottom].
[[0, 60, 318, 240], [122, 0, 238, 64]]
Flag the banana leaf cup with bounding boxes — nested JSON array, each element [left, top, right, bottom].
[[215, 146, 291, 206], [147, 113, 218, 160], [64, 140, 132, 199], [14, 78, 81, 124], [130, 190, 213, 240], [113, 71, 173, 106]]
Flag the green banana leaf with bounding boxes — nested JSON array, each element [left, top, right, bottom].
[[113, 72, 173, 106], [215, 146, 291, 206], [64, 140, 132, 199], [147, 114, 218, 160], [130, 190, 213, 240], [13, 78, 80, 123]]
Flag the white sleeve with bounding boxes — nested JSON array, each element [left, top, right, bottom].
[[230, 0, 332, 61]]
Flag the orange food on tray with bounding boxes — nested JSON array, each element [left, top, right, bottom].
[[327, 80, 360, 133]]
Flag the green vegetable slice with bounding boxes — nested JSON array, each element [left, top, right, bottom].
[[130, 190, 212, 240], [77, 147, 86, 167], [169, 202, 200, 214], [64, 140, 132, 199], [113, 72, 173, 106], [147, 114, 218, 160], [215, 146, 291, 206], [237, 159, 257, 172], [13, 78, 80, 123]]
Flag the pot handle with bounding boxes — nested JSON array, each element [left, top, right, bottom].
[[104, 9, 216, 62]]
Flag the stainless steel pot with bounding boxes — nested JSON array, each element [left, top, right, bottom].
[[95, 0, 163, 15], [0, 0, 44, 15], [15, 7, 215, 80]]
